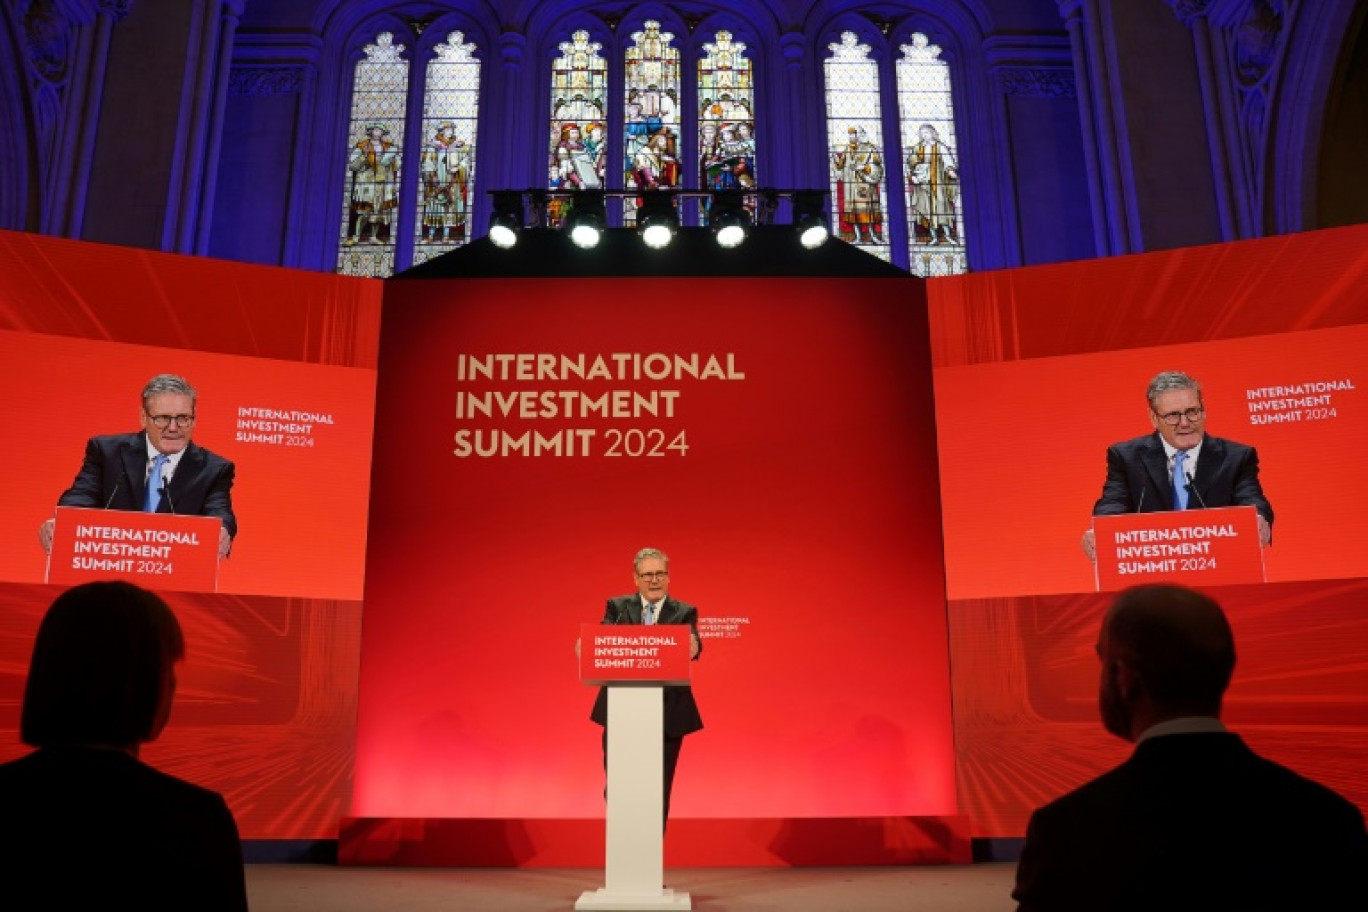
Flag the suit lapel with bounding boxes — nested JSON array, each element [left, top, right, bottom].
[[1142, 433, 1170, 509], [1191, 435, 1223, 501], [657, 597, 682, 625], [169, 442, 204, 505], [122, 434, 149, 509]]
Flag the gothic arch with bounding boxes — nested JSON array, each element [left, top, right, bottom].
[[811, 4, 1015, 270], [531, 13, 616, 148], [1312, 9, 1368, 231], [0, 8, 37, 230], [1267, 0, 1364, 232], [808, 0, 994, 44], [312, 8, 495, 274]]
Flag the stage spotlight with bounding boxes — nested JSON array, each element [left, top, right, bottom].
[[563, 191, 606, 250], [709, 190, 750, 249], [637, 191, 678, 249], [792, 191, 830, 249], [488, 192, 524, 248]]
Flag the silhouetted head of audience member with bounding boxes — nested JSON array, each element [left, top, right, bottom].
[[1097, 584, 1236, 742], [21, 581, 184, 755]]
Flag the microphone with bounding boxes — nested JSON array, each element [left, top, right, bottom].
[[1136, 483, 1146, 514], [612, 603, 631, 624], [1185, 471, 1208, 509], [160, 465, 176, 514], [103, 461, 136, 510]]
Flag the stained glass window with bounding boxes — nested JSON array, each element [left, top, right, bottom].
[[824, 33, 891, 262], [699, 30, 756, 202], [548, 30, 608, 226], [338, 32, 409, 278], [411, 32, 481, 269], [897, 33, 966, 277], [623, 21, 681, 223]]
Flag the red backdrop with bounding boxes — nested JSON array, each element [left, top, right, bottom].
[[0, 231, 380, 837], [354, 276, 959, 821], [3, 224, 1365, 845], [929, 225, 1368, 835], [934, 324, 1368, 598]]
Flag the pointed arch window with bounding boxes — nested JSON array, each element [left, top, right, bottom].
[[897, 33, 965, 276], [822, 29, 971, 273], [699, 30, 756, 193], [623, 21, 682, 222], [336, 29, 483, 278], [548, 31, 609, 225], [411, 32, 482, 268], [824, 33, 891, 261], [338, 33, 409, 277], [541, 22, 762, 227]]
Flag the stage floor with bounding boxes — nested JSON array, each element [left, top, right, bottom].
[[246, 862, 1019, 911]]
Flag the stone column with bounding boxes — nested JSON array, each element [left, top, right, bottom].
[[36, 0, 135, 237], [163, 0, 243, 254]]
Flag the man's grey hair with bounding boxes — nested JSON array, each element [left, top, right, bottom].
[[141, 374, 197, 409], [1146, 371, 1201, 410], [633, 547, 669, 572]]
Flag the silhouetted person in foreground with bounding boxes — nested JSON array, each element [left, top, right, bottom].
[[1013, 583, 1368, 911], [0, 581, 248, 911]]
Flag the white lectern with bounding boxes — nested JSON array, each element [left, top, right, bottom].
[[576, 624, 693, 911]]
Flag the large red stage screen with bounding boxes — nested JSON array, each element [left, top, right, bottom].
[[934, 325, 1366, 599], [0, 231, 380, 838], [355, 276, 959, 824], [928, 225, 1368, 836]]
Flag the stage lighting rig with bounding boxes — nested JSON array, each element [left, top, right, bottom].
[[708, 190, 750, 248], [486, 188, 831, 251], [792, 190, 830, 249], [563, 191, 606, 249], [636, 191, 680, 249], [487, 191, 524, 249]]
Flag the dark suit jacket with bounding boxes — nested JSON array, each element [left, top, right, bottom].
[[57, 432, 238, 538], [0, 746, 248, 911], [590, 594, 703, 738], [1093, 432, 1273, 526], [1012, 733, 1368, 911]]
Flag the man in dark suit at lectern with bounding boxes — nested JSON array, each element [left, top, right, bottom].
[[1012, 584, 1368, 911], [38, 374, 237, 559], [590, 547, 703, 826], [1081, 370, 1273, 561]]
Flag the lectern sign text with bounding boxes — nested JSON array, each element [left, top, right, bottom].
[[579, 623, 692, 686], [1093, 506, 1266, 591], [47, 506, 221, 593]]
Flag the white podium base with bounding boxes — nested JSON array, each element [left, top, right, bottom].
[[577, 687, 691, 911], [574, 887, 692, 911]]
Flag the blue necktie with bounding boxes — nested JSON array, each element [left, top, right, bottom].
[[1172, 450, 1189, 510], [145, 453, 169, 512], [642, 602, 656, 625]]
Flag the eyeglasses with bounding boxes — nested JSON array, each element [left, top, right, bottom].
[[636, 571, 668, 581], [146, 412, 196, 429], [1155, 407, 1204, 426]]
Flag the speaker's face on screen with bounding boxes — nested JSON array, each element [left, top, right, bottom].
[[141, 392, 196, 455], [1149, 388, 1206, 451], [634, 558, 669, 603]]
